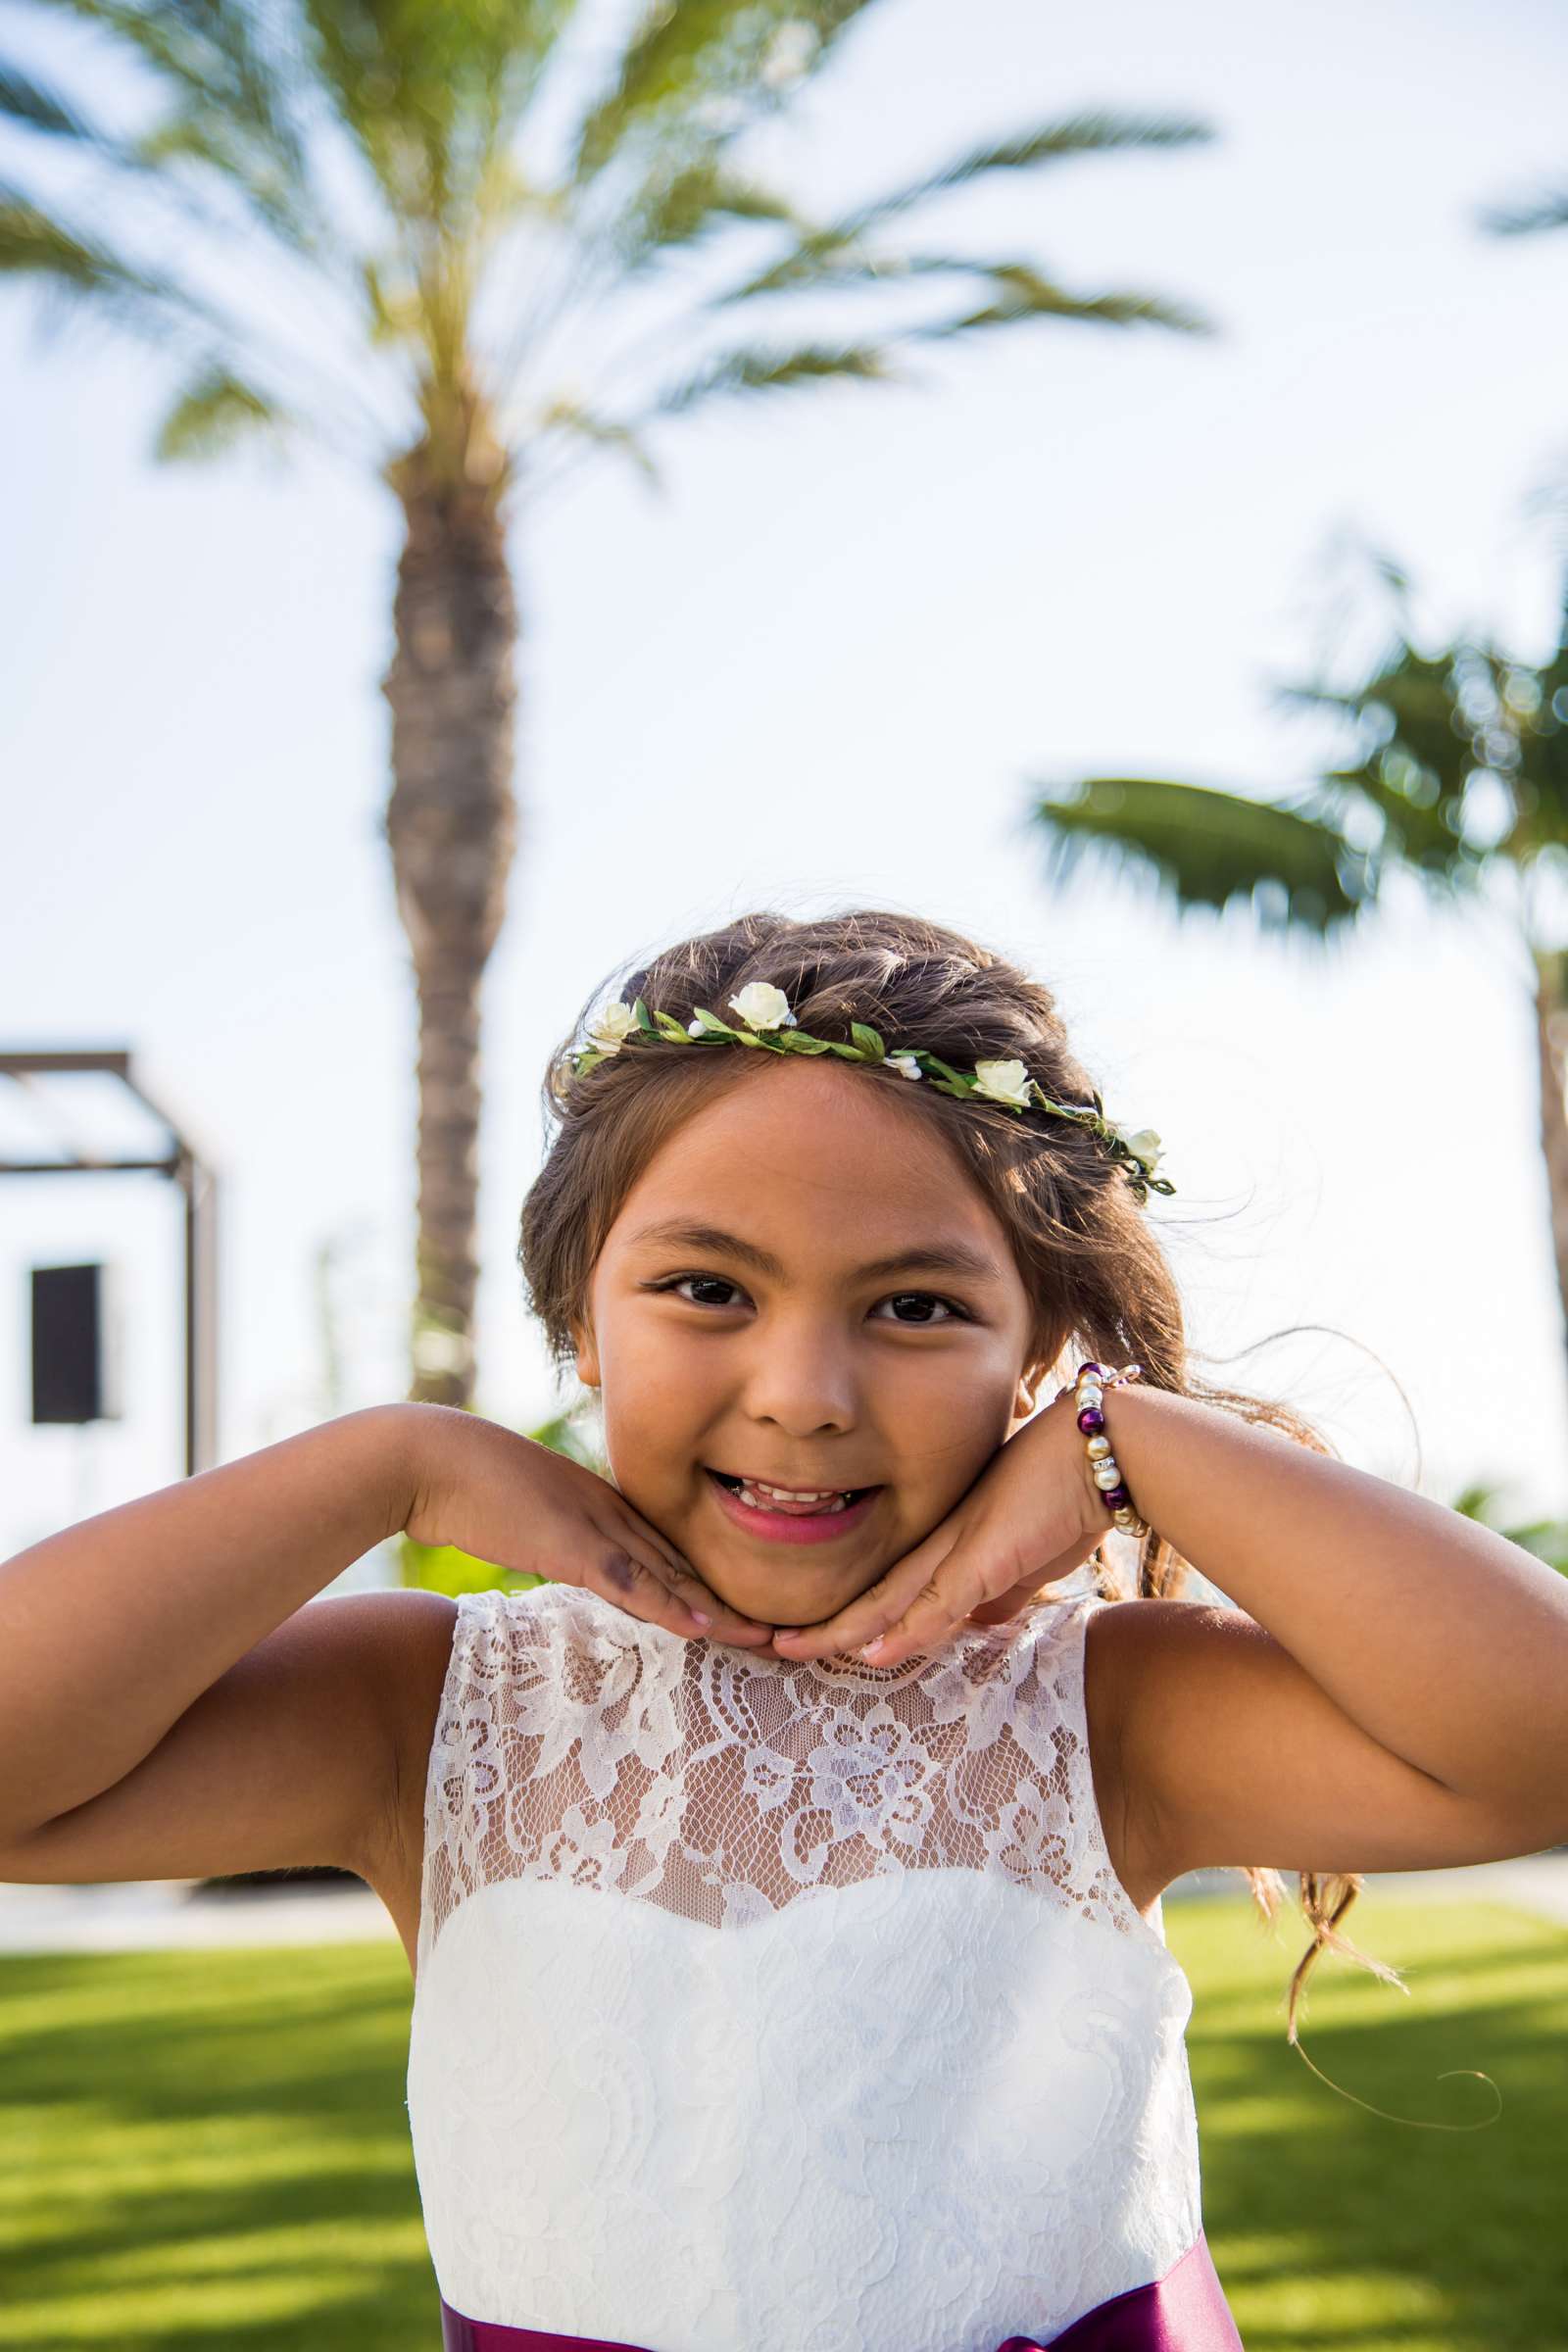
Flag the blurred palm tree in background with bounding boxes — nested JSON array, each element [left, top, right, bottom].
[[1452, 1480, 1568, 1575], [1027, 559, 1568, 1334], [1023, 160, 1568, 1539], [0, 0, 1218, 1417]]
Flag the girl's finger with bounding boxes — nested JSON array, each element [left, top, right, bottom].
[[771, 1545, 943, 1662], [855, 1544, 1008, 1668], [607, 1500, 763, 1630], [581, 1543, 713, 1638], [597, 1523, 774, 1645], [783, 1528, 1022, 1667]]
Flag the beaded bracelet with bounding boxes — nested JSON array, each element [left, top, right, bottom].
[[1054, 1359, 1151, 1539]]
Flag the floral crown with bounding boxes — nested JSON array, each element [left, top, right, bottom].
[[560, 981, 1173, 1206]]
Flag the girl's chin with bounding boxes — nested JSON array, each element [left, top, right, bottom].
[[695, 1563, 885, 1632]]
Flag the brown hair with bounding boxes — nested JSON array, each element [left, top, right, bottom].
[[518, 905, 1394, 2042]]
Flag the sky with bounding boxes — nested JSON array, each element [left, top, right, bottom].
[[3, 0, 1568, 1571]]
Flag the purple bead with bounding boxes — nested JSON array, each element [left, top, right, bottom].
[[1103, 1485, 1130, 1510], [1077, 1406, 1104, 1434], [1077, 1361, 1105, 1382]]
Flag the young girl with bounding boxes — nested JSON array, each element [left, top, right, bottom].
[[4, 906, 1565, 2352]]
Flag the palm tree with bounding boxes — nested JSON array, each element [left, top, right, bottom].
[[1, 4, 1216, 1413], [1025, 152, 1568, 1430], [1024, 559, 1568, 1404]]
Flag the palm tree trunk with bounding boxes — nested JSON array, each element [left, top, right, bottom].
[[1536, 949, 1568, 1394], [382, 437, 517, 1410]]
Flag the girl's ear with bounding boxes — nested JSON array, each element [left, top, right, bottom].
[[1013, 1333, 1065, 1421], [570, 1319, 601, 1389]]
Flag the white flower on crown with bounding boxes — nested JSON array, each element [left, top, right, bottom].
[[728, 982, 798, 1032], [886, 1053, 923, 1081], [586, 1000, 638, 1054], [1114, 1125, 1164, 1175], [970, 1058, 1033, 1109]]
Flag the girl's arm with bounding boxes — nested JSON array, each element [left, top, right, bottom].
[[0, 1400, 769, 1891], [0, 1405, 421, 1878], [775, 1384, 1568, 1883], [1089, 1381, 1568, 1882]]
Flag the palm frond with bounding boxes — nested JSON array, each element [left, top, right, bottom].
[[300, 0, 571, 228], [0, 180, 206, 334], [899, 264, 1213, 340], [1293, 627, 1537, 877], [1477, 186, 1568, 239], [56, 0, 320, 243], [613, 156, 809, 271], [0, 57, 121, 150], [568, 0, 877, 184], [0, 178, 369, 451], [1339, 644, 1472, 769], [705, 242, 1215, 337], [824, 110, 1214, 243], [131, 112, 327, 257], [703, 228, 932, 305], [694, 117, 1217, 332], [529, 394, 663, 490], [154, 362, 291, 461], [1026, 776, 1378, 936], [629, 336, 910, 420]]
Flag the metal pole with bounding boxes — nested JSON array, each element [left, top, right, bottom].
[[179, 1151, 220, 1477]]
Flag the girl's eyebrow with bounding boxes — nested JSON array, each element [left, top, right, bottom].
[[625, 1217, 1004, 1287]]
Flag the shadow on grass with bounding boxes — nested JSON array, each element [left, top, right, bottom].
[[1170, 1896, 1568, 2351], [0, 1941, 435, 2350]]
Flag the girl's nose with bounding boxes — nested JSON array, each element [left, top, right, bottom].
[[737, 1321, 858, 1438]]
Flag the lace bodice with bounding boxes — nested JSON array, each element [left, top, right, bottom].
[[405, 1580, 1207, 2351]]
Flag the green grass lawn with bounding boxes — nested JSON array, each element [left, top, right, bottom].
[[1169, 1890, 1568, 2352], [0, 1893, 1562, 2350]]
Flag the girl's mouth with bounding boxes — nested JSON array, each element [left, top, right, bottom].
[[704, 1467, 881, 1545]]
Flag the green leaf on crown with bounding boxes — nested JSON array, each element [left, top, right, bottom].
[[850, 1023, 886, 1060], [633, 998, 658, 1034]]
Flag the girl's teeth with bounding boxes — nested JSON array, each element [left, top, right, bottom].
[[733, 1477, 854, 1515]]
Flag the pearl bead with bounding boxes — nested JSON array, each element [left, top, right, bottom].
[[1094, 1460, 1122, 1490], [1086, 1435, 1111, 1460], [1079, 1384, 1103, 1410]]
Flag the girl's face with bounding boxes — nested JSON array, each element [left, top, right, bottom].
[[571, 1056, 1051, 1631]]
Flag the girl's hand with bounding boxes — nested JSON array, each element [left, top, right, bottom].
[[769, 1396, 1110, 1668], [404, 1406, 776, 1647]]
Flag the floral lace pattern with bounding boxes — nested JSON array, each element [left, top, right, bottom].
[[416, 1581, 1171, 1969], [406, 1583, 1206, 2352]]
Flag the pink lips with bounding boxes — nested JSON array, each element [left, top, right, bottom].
[[706, 1469, 880, 1546]]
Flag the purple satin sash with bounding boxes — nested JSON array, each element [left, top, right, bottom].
[[437, 2229, 1244, 2350]]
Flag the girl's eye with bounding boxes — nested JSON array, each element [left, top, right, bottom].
[[874, 1292, 967, 1326], [646, 1275, 969, 1324], [656, 1274, 743, 1309]]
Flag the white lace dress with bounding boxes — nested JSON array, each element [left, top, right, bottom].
[[405, 1580, 1211, 2352]]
